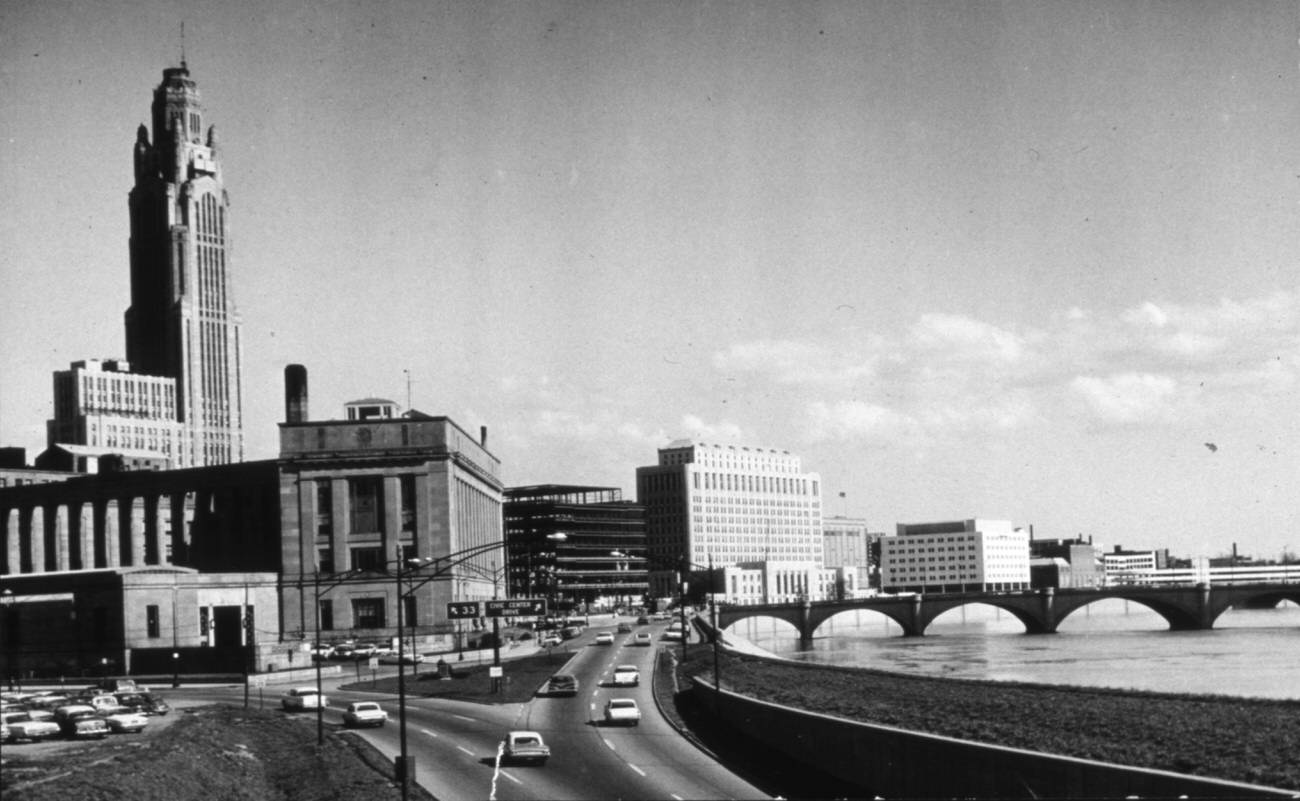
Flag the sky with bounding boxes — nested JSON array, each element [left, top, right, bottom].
[[2, 1, 1298, 561]]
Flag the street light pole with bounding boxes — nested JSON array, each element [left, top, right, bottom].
[[395, 549, 411, 801]]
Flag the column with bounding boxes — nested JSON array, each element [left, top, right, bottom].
[[330, 477, 348, 571], [171, 493, 191, 565], [103, 500, 121, 568], [299, 479, 318, 569], [54, 504, 70, 572], [4, 506, 19, 575], [129, 497, 146, 567], [413, 472, 433, 560], [29, 505, 46, 573], [382, 474, 402, 561], [78, 502, 95, 571], [150, 494, 168, 565]]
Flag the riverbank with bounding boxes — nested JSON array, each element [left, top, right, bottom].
[[675, 646, 1300, 791]]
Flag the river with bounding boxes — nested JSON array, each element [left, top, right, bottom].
[[730, 598, 1300, 700]]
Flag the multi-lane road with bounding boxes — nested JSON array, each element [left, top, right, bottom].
[[188, 621, 767, 801]]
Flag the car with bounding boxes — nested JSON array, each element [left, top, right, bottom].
[[102, 710, 149, 733], [2, 711, 61, 742], [594, 632, 615, 645], [378, 652, 424, 665], [371, 643, 396, 657], [310, 644, 335, 661], [603, 698, 641, 726], [547, 674, 579, 696], [541, 634, 563, 647], [350, 643, 378, 659], [636, 615, 651, 625], [55, 705, 110, 739], [616, 622, 633, 633], [661, 628, 684, 641], [115, 692, 170, 716], [611, 665, 640, 687], [281, 687, 327, 711], [342, 701, 388, 728], [633, 632, 653, 647], [331, 644, 356, 660], [502, 730, 550, 765]]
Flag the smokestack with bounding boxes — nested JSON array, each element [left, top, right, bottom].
[[285, 364, 308, 424], [480, 425, 488, 448]]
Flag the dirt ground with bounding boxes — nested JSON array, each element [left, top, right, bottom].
[[1, 702, 431, 801]]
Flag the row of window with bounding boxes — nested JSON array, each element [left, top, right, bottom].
[[315, 476, 417, 537]]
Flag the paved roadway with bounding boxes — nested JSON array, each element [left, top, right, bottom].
[[187, 620, 767, 801]]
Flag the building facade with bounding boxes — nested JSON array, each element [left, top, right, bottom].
[[503, 485, 647, 613], [1029, 537, 1102, 588], [635, 439, 823, 599], [44, 63, 243, 470], [880, 519, 1030, 594], [1, 366, 504, 679]]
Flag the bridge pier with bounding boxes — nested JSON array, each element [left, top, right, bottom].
[[798, 599, 814, 648]]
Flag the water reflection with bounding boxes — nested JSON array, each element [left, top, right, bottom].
[[736, 600, 1300, 699]]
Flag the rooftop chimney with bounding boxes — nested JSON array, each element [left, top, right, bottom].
[[285, 364, 308, 424]]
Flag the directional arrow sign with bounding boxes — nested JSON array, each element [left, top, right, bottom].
[[484, 598, 547, 617], [446, 601, 481, 619]]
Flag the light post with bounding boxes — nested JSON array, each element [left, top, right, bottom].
[[171, 652, 180, 688], [1, 588, 15, 690], [394, 549, 412, 801]]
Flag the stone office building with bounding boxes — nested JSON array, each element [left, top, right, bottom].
[[0, 367, 503, 679]]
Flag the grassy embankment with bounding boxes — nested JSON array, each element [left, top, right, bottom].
[[674, 647, 1300, 791]]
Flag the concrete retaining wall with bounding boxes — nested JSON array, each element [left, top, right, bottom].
[[690, 679, 1295, 799]]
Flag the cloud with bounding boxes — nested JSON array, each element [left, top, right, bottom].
[[910, 313, 1028, 365], [806, 400, 918, 443], [678, 414, 745, 443], [713, 338, 878, 385], [1068, 373, 1182, 424]]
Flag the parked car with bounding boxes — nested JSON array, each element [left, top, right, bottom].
[[102, 709, 149, 733], [378, 652, 424, 665], [611, 664, 640, 687], [502, 730, 550, 765], [350, 643, 379, 659], [594, 632, 615, 645], [281, 687, 327, 711], [2, 711, 61, 742], [55, 705, 110, 739], [603, 698, 641, 726], [633, 632, 653, 647], [547, 674, 579, 697], [540, 633, 563, 647], [342, 701, 388, 728], [310, 644, 335, 661], [115, 692, 170, 716]]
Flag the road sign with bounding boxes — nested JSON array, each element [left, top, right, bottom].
[[447, 601, 480, 619], [484, 598, 547, 617]]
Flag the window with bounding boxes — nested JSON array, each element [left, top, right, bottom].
[[400, 474, 415, 532], [146, 605, 160, 638], [318, 548, 334, 574], [316, 481, 333, 536], [349, 477, 382, 533], [351, 547, 384, 571], [353, 598, 385, 629], [403, 595, 417, 627], [319, 599, 334, 631]]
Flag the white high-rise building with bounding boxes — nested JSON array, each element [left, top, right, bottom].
[[635, 439, 822, 598], [880, 519, 1030, 594]]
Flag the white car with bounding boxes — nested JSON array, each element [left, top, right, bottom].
[[603, 698, 641, 726], [281, 687, 327, 711], [611, 664, 640, 687], [2, 711, 61, 741], [594, 632, 615, 645], [341, 701, 387, 728], [102, 710, 149, 733], [503, 730, 551, 765], [632, 632, 653, 647]]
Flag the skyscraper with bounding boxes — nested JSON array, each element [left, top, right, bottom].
[[45, 63, 243, 470], [126, 62, 243, 466]]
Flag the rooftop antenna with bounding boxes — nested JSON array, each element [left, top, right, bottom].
[[180, 21, 187, 69], [404, 369, 412, 411]]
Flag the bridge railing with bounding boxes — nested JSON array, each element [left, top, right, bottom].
[[1107, 565, 1300, 587]]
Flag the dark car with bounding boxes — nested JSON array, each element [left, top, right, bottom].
[[547, 674, 579, 697], [116, 692, 170, 716]]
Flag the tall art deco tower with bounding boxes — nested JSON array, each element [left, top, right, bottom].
[[124, 62, 243, 466]]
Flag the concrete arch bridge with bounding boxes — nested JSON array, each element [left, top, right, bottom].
[[713, 583, 1300, 646]]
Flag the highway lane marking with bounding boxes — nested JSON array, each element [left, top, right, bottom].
[[457, 745, 475, 756], [603, 738, 615, 751], [500, 770, 523, 785], [451, 714, 475, 722], [628, 764, 646, 777], [670, 795, 683, 800], [421, 728, 438, 737]]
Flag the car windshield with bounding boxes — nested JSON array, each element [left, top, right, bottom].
[[610, 700, 635, 709], [515, 736, 539, 745]]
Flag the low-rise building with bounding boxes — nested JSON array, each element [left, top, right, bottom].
[[880, 519, 1030, 594]]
